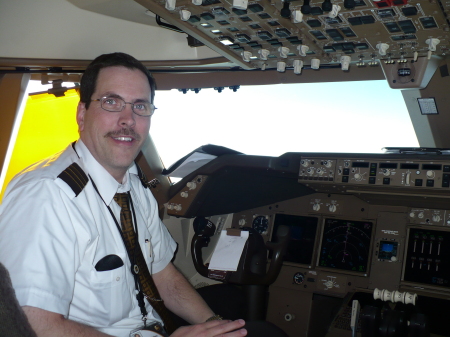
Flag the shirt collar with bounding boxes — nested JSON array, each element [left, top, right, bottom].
[[74, 140, 138, 205]]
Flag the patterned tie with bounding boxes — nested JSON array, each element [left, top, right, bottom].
[[113, 193, 176, 335]]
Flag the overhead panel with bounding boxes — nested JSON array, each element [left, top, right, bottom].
[[135, 0, 450, 72]]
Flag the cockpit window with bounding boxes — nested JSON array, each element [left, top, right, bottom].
[[151, 80, 419, 170]]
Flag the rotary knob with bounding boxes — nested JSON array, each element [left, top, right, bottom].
[[354, 173, 362, 181], [329, 204, 337, 213], [301, 160, 309, 167], [174, 204, 182, 211], [409, 212, 415, 218], [238, 219, 246, 227], [180, 191, 189, 198], [426, 170, 435, 179], [432, 214, 441, 222], [313, 203, 321, 211], [383, 169, 391, 176], [418, 212, 424, 219], [187, 182, 197, 190], [324, 280, 334, 289], [323, 161, 332, 168]]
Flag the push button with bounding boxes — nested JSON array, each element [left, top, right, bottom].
[[415, 179, 423, 186]]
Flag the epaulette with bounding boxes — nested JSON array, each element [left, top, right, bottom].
[[57, 163, 89, 197]]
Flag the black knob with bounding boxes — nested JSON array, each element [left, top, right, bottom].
[[344, 0, 355, 9], [322, 0, 332, 12], [280, 1, 291, 19], [193, 217, 216, 237], [301, 0, 311, 14]]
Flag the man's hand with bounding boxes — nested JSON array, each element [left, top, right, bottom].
[[170, 319, 247, 337]]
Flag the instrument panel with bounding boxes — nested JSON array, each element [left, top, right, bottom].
[[166, 150, 450, 335], [138, 0, 450, 88], [231, 192, 450, 336]]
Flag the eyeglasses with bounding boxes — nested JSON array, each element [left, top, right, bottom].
[[91, 96, 156, 117]]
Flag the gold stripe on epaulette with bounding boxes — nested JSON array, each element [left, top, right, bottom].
[[57, 163, 89, 197]]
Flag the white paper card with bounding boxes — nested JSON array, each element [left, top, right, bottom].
[[208, 230, 249, 271]]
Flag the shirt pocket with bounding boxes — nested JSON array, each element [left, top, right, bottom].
[[89, 255, 132, 325]]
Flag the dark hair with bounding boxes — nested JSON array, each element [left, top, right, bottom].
[[79, 52, 156, 109]]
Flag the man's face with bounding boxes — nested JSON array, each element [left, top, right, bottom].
[[77, 66, 151, 181]]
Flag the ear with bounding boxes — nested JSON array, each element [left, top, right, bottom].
[[76, 102, 86, 132]]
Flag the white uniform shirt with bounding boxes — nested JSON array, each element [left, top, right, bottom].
[[0, 140, 177, 337]]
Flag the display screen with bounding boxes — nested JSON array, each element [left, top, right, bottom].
[[272, 214, 318, 265], [318, 219, 373, 273], [378, 240, 398, 260], [403, 228, 450, 288]]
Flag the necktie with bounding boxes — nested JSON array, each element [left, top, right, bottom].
[[113, 193, 176, 334]]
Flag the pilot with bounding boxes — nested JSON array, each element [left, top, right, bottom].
[[0, 52, 247, 337]]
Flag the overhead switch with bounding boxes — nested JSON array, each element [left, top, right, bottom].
[[241, 51, 252, 62], [329, 4, 341, 18], [344, 0, 355, 9], [258, 49, 270, 60], [165, 0, 176, 11], [233, 0, 248, 10], [426, 38, 440, 52], [301, 0, 311, 14], [311, 58, 320, 69], [293, 60, 303, 74], [340, 55, 351, 70], [277, 61, 286, 73], [280, 1, 291, 19], [180, 10, 191, 21], [292, 10, 303, 23], [278, 47, 290, 58], [322, 0, 332, 12], [297, 44, 309, 56], [376, 43, 389, 56]]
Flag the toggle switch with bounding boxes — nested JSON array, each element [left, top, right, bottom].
[[165, 0, 176, 11], [233, 0, 248, 10], [277, 61, 286, 72], [329, 4, 341, 18], [292, 10, 303, 23], [293, 59, 303, 74], [340, 55, 351, 70], [311, 58, 320, 69], [258, 49, 270, 60], [278, 47, 290, 58], [376, 43, 390, 56], [426, 38, 440, 52], [180, 9, 191, 21], [297, 44, 309, 56], [241, 51, 252, 62]]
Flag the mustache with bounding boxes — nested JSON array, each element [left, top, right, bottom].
[[105, 128, 141, 141]]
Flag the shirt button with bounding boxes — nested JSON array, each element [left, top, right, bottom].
[[116, 277, 120, 281]]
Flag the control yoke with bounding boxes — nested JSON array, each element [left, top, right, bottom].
[[191, 217, 290, 285]]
